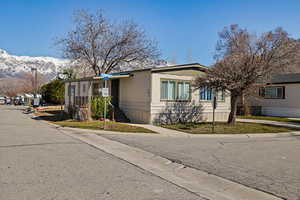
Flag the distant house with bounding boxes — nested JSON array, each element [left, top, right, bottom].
[[64, 63, 231, 124], [250, 73, 300, 117]]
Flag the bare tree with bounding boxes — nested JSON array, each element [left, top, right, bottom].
[[0, 72, 47, 97], [58, 10, 159, 75], [19, 72, 47, 94], [195, 25, 300, 124], [70, 60, 94, 78]]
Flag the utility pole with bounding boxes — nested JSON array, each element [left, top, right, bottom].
[[31, 68, 38, 107]]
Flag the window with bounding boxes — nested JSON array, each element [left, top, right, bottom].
[[92, 83, 100, 96], [160, 80, 190, 101], [82, 84, 86, 93], [68, 85, 71, 96], [259, 86, 285, 99], [68, 85, 75, 96], [216, 89, 225, 101], [161, 80, 175, 100], [177, 82, 190, 100], [200, 87, 213, 101], [200, 87, 225, 101]]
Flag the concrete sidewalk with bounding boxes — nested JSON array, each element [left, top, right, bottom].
[[237, 118, 300, 129], [126, 123, 189, 136], [125, 123, 300, 139], [46, 120, 300, 139]]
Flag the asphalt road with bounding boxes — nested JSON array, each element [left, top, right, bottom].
[[0, 105, 203, 200], [102, 131, 300, 200]]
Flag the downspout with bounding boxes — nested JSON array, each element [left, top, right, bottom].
[[149, 71, 153, 124]]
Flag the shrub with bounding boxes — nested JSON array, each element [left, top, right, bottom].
[[91, 96, 112, 119], [41, 79, 64, 104]]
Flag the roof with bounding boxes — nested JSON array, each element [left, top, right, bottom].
[[270, 73, 300, 84], [110, 62, 207, 74], [66, 63, 208, 82]]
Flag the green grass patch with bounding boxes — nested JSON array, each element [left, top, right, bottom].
[[162, 122, 298, 134], [34, 110, 155, 133], [238, 115, 300, 124]]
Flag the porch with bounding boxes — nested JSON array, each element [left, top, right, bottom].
[[64, 73, 131, 121]]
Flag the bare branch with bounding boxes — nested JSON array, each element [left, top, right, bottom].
[[57, 10, 160, 76], [195, 25, 300, 124]]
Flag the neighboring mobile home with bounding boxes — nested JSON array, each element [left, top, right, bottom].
[[251, 73, 300, 118], [65, 63, 231, 124]]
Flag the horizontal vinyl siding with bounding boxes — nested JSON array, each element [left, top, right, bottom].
[[119, 71, 151, 123], [262, 107, 300, 118], [251, 83, 300, 118]]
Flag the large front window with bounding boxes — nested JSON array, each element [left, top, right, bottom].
[[160, 80, 190, 101], [259, 86, 285, 99]]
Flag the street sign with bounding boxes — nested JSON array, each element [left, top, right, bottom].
[[212, 96, 217, 133], [101, 73, 113, 80], [33, 98, 40, 107], [100, 74, 112, 130], [212, 96, 217, 109], [102, 88, 109, 97], [58, 73, 67, 80]]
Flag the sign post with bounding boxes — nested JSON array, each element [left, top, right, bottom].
[[212, 96, 217, 133], [101, 73, 112, 130]]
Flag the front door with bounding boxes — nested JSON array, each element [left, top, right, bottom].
[[111, 79, 120, 107]]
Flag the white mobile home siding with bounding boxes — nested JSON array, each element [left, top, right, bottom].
[[119, 70, 152, 123], [253, 83, 300, 117]]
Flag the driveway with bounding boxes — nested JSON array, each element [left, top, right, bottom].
[[102, 131, 300, 200], [0, 105, 203, 200]]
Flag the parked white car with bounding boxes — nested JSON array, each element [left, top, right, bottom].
[[0, 96, 5, 105]]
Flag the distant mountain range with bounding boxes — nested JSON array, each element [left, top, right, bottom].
[[0, 49, 69, 79], [0, 48, 172, 81]]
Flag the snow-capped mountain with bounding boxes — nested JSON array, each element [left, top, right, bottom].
[[0, 48, 172, 80], [0, 49, 69, 79]]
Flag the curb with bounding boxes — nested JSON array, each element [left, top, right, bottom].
[[59, 126, 159, 136], [59, 129, 282, 200], [32, 115, 300, 139], [30, 115, 159, 136], [237, 118, 300, 129]]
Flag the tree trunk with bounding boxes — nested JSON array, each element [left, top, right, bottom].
[[243, 100, 251, 116], [241, 92, 250, 116], [227, 94, 239, 125]]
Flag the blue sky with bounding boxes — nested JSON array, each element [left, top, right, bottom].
[[1, 0, 300, 66]]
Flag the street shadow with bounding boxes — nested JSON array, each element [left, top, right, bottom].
[[32, 110, 70, 122]]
